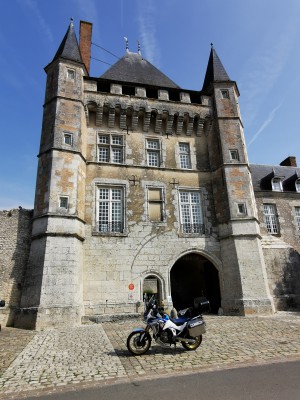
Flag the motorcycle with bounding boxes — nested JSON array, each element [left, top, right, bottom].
[[126, 296, 210, 355]]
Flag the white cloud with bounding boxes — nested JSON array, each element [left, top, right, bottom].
[[137, 0, 160, 65], [21, 0, 54, 43], [247, 103, 282, 147]]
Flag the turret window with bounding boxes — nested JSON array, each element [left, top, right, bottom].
[[64, 133, 73, 146], [221, 89, 229, 99], [67, 69, 75, 80], [296, 179, 300, 193], [59, 196, 69, 209], [237, 203, 247, 215], [230, 149, 239, 161]]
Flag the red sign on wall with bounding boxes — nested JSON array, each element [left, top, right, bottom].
[[128, 283, 135, 290]]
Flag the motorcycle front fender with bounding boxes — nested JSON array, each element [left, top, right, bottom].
[[131, 327, 146, 334]]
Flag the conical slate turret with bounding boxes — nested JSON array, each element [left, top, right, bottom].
[[52, 19, 83, 64], [202, 46, 230, 91]]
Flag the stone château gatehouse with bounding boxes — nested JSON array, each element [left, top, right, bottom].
[[0, 20, 299, 330]]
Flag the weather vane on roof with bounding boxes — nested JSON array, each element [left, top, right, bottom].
[[124, 36, 129, 51]]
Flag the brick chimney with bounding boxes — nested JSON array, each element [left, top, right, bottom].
[[79, 21, 93, 74], [280, 156, 297, 167]]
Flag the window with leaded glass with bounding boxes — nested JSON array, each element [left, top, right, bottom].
[[179, 143, 191, 169], [148, 188, 164, 222], [146, 139, 160, 167], [295, 207, 300, 232], [263, 204, 279, 234], [179, 190, 204, 234], [97, 187, 124, 233], [98, 134, 124, 163]]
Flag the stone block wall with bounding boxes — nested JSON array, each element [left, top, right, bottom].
[[0, 209, 33, 326]]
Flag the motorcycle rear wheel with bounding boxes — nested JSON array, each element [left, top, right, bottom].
[[181, 335, 202, 351], [127, 331, 151, 355]]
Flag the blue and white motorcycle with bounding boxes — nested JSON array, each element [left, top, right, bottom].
[[126, 296, 209, 355]]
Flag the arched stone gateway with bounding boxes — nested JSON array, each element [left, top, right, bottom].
[[142, 275, 163, 305], [170, 253, 221, 314]]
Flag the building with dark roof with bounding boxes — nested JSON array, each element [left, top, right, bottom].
[[1, 20, 299, 330]]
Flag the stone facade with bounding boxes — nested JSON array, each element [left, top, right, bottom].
[[0, 209, 32, 326], [0, 20, 299, 329]]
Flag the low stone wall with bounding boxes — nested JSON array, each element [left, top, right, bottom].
[[0, 209, 33, 326]]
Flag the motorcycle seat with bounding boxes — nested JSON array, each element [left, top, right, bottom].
[[169, 316, 189, 325]]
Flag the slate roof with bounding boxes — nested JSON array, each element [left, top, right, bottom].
[[52, 21, 83, 64], [202, 47, 231, 91], [100, 51, 180, 89], [250, 164, 300, 192]]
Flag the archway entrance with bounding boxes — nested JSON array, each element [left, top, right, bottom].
[[170, 253, 221, 314]]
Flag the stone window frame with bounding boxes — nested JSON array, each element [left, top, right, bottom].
[[178, 142, 192, 169], [67, 68, 75, 80], [237, 202, 247, 216], [59, 196, 69, 210], [147, 186, 166, 223], [63, 132, 73, 146], [95, 184, 126, 235], [178, 187, 205, 235], [229, 149, 239, 161], [263, 203, 280, 234], [220, 89, 230, 99], [145, 137, 162, 167], [97, 132, 125, 164]]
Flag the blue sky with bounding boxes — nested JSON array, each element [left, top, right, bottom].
[[1, 0, 300, 210]]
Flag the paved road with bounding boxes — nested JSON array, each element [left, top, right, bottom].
[[18, 360, 300, 400], [0, 313, 300, 399]]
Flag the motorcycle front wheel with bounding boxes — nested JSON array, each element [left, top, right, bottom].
[[181, 335, 202, 351], [127, 331, 151, 355]]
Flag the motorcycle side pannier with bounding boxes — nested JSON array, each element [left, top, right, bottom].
[[187, 318, 206, 337], [194, 297, 210, 314]]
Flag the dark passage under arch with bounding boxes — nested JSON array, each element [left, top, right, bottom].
[[170, 253, 221, 314]]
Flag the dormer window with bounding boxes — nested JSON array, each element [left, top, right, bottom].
[[296, 179, 300, 193], [272, 177, 283, 192]]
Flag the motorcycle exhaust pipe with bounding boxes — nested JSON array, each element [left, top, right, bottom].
[[176, 337, 196, 344]]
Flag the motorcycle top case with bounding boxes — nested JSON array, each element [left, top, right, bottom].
[[187, 317, 206, 337], [194, 297, 210, 314]]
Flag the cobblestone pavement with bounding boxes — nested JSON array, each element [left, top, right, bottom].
[[0, 313, 300, 398]]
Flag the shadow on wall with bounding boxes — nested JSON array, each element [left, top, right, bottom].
[[274, 248, 300, 311]]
